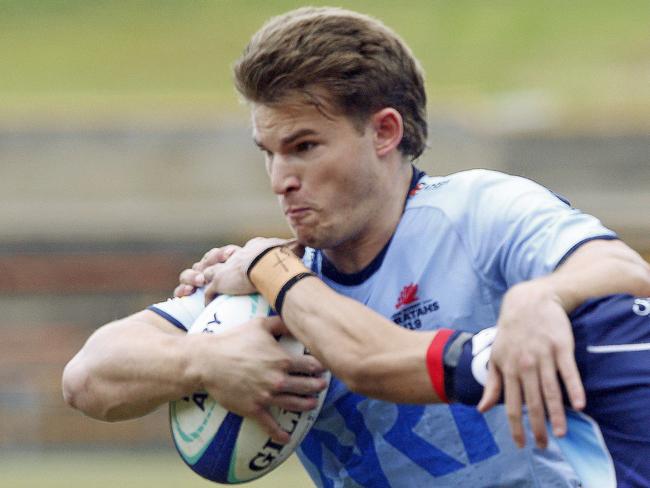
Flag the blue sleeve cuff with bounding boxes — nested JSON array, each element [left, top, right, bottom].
[[147, 305, 188, 332]]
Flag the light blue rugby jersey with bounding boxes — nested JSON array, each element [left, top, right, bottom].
[[295, 168, 617, 488], [149, 168, 618, 488]]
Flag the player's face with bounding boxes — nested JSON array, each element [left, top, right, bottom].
[[252, 99, 386, 250]]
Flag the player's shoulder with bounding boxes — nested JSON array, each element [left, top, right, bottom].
[[407, 168, 540, 213]]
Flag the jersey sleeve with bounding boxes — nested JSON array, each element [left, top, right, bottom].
[[147, 288, 206, 332], [452, 170, 617, 288]]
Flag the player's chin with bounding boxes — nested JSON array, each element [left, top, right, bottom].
[[291, 226, 326, 250]]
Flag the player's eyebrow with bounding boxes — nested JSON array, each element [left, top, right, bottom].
[[280, 128, 318, 146], [253, 128, 318, 151]]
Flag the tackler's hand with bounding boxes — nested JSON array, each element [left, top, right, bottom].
[[203, 237, 298, 304], [478, 278, 584, 450], [174, 245, 241, 298]]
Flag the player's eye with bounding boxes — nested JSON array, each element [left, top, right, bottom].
[[295, 141, 316, 153]]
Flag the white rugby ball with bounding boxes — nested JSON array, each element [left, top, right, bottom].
[[169, 294, 329, 484]]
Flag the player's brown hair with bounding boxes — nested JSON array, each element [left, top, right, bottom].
[[234, 7, 428, 160]]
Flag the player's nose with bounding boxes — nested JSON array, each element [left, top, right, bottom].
[[269, 156, 301, 195]]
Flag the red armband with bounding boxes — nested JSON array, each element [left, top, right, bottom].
[[426, 329, 455, 403]]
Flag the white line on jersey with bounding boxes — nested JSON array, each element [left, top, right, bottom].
[[587, 343, 650, 353]]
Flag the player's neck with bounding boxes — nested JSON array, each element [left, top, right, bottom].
[[323, 163, 412, 274]]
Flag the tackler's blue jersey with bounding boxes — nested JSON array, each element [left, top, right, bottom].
[[297, 169, 617, 487], [572, 294, 650, 487], [452, 294, 650, 488]]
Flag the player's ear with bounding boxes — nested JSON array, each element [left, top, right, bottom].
[[370, 108, 403, 157]]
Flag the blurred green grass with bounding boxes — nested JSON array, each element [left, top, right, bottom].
[[1, 0, 649, 121], [0, 450, 314, 488]]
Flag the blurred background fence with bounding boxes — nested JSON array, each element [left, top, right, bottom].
[[0, 1, 648, 485]]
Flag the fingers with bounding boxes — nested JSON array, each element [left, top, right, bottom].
[[173, 283, 196, 298], [556, 346, 585, 412], [254, 409, 291, 445], [539, 359, 566, 438], [177, 245, 241, 300], [174, 268, 205, 297], [519, 356, 547, 449], [178, 268, 205, 289], [277, 374, 328, 396], [194, 246, 241, 284], [260, 316, 290, 336], [478, 362, 502, 412], [259, 318, 326, 376], [204, 278, 220, 304], [199, 245, 240, 270], [479, 351, 551, 449], [202, 264, 217, 283], [288, 354, 326, 376], [503, 372, 525, 448], [270, 394, 320, 412]]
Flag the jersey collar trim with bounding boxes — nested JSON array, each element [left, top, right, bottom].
[[319, 165, 426, 286]]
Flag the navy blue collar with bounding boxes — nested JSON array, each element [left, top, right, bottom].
[[319, 165, 426, 286]]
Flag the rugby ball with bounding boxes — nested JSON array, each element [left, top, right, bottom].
[[169, 294, 329, 484]]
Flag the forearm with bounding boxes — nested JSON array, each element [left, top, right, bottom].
[[239, 243, 451, 403], [539, 239, 650, 312], [282, 277, 440, 403], [62, 311, 200, 421]]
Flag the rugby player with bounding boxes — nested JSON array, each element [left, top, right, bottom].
[[64, 7, 650, 487], [174, 267, 650, 487]]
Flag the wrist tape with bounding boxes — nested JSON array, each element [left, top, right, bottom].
[[247, 245, 315, 315]]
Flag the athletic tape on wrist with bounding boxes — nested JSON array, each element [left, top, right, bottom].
[[247, 245, 315, 314]]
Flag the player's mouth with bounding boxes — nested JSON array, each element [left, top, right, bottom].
[[285, 206, 311, 222]]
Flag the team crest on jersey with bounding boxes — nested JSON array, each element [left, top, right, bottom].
[[392, 283, 439, 330], [409, 183, 425, 197], [408, 179, 450, 197], [396, 283, 419, 308]]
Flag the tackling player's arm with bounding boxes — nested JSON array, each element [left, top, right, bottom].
[[482, 238, 650, 447]]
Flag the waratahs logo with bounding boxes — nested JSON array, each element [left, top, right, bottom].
[[396, 283, 419, 308], [392, 283, 439, 330], [408, 178, 450, 197], [409, 183, 425, 197]]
